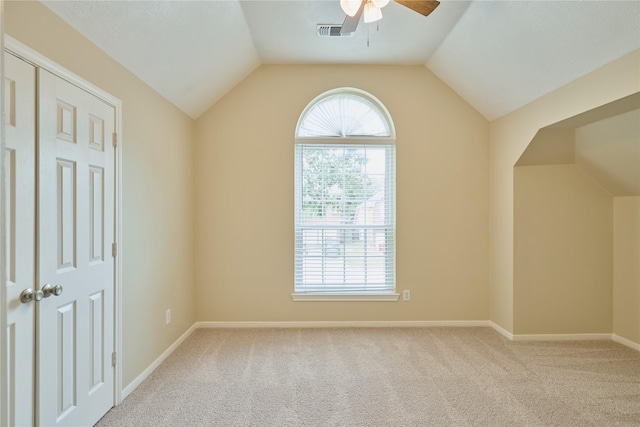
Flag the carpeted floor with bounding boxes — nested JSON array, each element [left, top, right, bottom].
[[96, 327, 640, 426]]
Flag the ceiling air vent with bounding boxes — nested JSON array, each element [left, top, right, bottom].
[[316, 24, 353, 38]]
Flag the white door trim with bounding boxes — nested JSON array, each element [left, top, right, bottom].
[[1, 4, 8, 423], [3, 35, 124, 407]]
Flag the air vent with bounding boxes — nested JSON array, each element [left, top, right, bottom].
[[316, 24, 353, 38]]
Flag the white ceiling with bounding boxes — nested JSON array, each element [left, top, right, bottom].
[[42, 0, 640, 120]]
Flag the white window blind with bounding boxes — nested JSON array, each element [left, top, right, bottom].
[[295, 89, 396, 295], [294, 144, 396, 293], [297, 93, 391, 138]]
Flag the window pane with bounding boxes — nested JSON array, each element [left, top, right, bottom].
[[295, 144, 395, 293]]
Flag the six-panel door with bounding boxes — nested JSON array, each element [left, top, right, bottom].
[[37, 68, 116, 427]]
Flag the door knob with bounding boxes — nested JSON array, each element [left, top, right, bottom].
[[20, 288, 44, 304], [42, 284, 63, 298]]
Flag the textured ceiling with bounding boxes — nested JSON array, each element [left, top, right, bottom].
[[42, 0, 640, 120], [427, 0, 640, 120], [42, 0, 262, 118], [240, 0, 470, 65]]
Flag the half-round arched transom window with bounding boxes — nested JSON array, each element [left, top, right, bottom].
[[296, 89, 394, 138], [293, 88, 396, 300]]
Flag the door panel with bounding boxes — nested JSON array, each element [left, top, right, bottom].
[[37, 69, 115, 427], [4, 52, 36, 427]]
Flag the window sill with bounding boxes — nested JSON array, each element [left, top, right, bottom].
[[291, 293, 400, 302]]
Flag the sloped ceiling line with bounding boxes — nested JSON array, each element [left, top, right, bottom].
[[42, 0, 640, 120]]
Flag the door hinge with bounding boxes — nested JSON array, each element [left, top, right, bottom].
[[112, 352, 117, 367], [112, 242, 118, 257], [112, 132, 118, 148]]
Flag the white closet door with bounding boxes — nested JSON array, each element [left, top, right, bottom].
[[4, 52, 36, 427], [37, 68, 115, 427]]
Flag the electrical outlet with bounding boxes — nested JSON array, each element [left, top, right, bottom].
[[402, 290, 410, 301], [165, 309, 171, 324]]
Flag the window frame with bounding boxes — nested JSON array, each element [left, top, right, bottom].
[[292, 88, 398, 302]]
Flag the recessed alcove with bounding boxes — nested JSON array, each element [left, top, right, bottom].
[[513, 93, 639, 342]]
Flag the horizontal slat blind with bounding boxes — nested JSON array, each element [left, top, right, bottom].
[[295, 144, 395, 293]]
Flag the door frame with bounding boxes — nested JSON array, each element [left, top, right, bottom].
[[0, 0, 7, 422], [1, 35, 124, 425]]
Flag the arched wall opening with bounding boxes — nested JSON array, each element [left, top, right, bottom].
[[513, 93, 639, 342]]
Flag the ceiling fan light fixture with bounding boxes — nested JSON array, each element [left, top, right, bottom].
[[371, 0, 390, 8], [363, 1, 383, 23], [340, 0, 362, 17]]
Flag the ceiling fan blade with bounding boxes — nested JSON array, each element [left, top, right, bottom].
[[340, 0, 365, 35], [394, 0, 440, 17]]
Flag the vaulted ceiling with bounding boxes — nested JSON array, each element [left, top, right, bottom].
[[42, 0, 640, 120]]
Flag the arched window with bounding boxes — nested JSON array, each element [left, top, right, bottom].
[[297, 92, 392, 137], [293, 88, 397, 300]]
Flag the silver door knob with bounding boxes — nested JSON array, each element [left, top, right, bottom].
[[20, 288, 44, 304], [42, 284, 63, 298]]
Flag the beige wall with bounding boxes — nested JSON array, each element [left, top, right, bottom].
[[614, 197, 640, 344], [514, 165, 613, 334], [194, 64, 489, 322], [575, 109, 640, 196], [489, 49, 640, 333], [5, 2, 637, 395], [516, 128, 574, 166], [5, 1, 197, 387]]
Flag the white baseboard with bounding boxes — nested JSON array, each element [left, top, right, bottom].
[[489, 322, 615, 343], [121, 323, 197, 400], [512, 333, 612, 342], [196, 320, 492, 329], [490, 323, 640, 352], [489, 322, 514, 340], [613, 334, 640, 351]]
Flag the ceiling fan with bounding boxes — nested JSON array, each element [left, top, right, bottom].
[[339, 0, 440, 35]]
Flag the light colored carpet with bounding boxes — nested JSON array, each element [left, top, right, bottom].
[[96, 327, 640, 426]]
